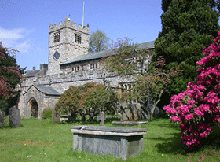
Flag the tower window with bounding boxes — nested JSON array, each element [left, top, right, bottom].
[[54, 32, 60, 42], [75, 33, 81, 44]]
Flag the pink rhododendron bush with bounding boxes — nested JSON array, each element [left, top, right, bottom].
[[163, 32, 220, 150]]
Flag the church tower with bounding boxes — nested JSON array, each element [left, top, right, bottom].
[[47, 16, 90, 75]]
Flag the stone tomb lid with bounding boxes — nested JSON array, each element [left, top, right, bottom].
[[71, 125, 147, 136], [112, 121, 148, 125]]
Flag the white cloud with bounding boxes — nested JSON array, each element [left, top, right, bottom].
[[15, 40, 31, 53], [0, 27, 32, 54], [0, 27, 25, 39]]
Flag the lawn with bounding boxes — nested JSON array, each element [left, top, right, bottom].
[[1, 117, 220, 162]]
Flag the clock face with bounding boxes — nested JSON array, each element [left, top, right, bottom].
[[53, 51, 60, 60]]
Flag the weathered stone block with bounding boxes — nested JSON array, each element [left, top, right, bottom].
[[71, 126, 147, 160], [0, 109, 5, 127], [112, 121, 148, 128], [52, 109, 60, 124], [9, 106, 20, 127]]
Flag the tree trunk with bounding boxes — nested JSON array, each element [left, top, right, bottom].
[[70, 112, 76, 121], [148, 89, 163, 120], [82, 113, 86, 121]]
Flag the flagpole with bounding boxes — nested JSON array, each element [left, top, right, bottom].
[[82, 2, 85, 27]]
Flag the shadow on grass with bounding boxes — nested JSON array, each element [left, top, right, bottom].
[[155, 128, 220, 155], [0, 124, 24, 129], [157, 123, 180, 131], [153, 132, 187, 155]]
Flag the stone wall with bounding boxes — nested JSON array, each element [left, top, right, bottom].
[[18, 69, 136, 119]]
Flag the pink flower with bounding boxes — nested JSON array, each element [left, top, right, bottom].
[[188, 100, 195, 105], [186, 141, 192, 146], [200, 131, 207, 138], [207, 127, 211, 131], [200, 104, 210, 112], [170, 108, 177, 114], [194, 108, 204, 116], [185, 113, 193, 121], [179, 123, 185, 128], [192, 139, 196, 143], [170, 116, 181, 122]]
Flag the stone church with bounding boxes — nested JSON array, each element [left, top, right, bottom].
[[17, 16, 155, 120]]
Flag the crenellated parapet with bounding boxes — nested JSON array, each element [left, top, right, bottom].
[[20, 69, 125, 89], [48, 16, 90, 75], [49, 16, 89, 34]]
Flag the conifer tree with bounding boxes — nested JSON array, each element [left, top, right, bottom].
[[155, 0, 220, 95]]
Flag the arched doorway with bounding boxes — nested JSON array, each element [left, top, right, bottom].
[[31, 101, 38, 118]]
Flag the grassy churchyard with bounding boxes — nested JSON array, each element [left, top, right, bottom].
[[1, 117, 220, 162]]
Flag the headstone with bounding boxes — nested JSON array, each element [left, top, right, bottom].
[[119, 113, 123, 121], [9, 106, 20, 127], [99, 111, 104, 126], [133, 105, 138, 120], [52, 109, 60, 124], [0, 109, 5, 127]]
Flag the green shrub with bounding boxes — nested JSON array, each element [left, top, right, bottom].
[[42, 109, 52, 120]]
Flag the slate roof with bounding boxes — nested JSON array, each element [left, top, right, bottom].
[[60, 49, 115, 65], [136, 41, 155, 50], [24, 70, 40, 78], [30, 85, 61, 96], [61, 40, 155, 65]]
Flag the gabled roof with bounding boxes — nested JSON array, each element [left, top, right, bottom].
[[37, 85, 61, 96], [26, 84, 61, 96], [60, 40, 155, 65]]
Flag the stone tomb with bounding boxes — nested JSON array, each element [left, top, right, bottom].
[[71, 126, 147, 160]]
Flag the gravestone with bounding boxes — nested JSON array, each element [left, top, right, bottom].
[[9, 106, 20, 127], [52, 109, 60, 124], [99, 111, 105, 126], [0, 109, 5, 127]]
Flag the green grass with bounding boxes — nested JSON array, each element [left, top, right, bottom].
[[1, 117, 220, 162]]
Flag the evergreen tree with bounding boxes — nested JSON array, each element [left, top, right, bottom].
[[155, 0, 219, 95]]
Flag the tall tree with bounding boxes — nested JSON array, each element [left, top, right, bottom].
[[102, 40, 180, 120], [0, 45, 22, 112], [89, 30, 109, 53], [155, 0, 220, 95]]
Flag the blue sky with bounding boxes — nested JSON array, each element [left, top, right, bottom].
[[0, 0, 163, 70]]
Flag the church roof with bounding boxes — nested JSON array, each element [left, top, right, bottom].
[[136, 41, 155, 50], [37, 85, 61, 96], [60, 41, 155, 65], [25, 84, 61, 96], [23, 70, 40, 78], [60, 48, 114, 65]]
